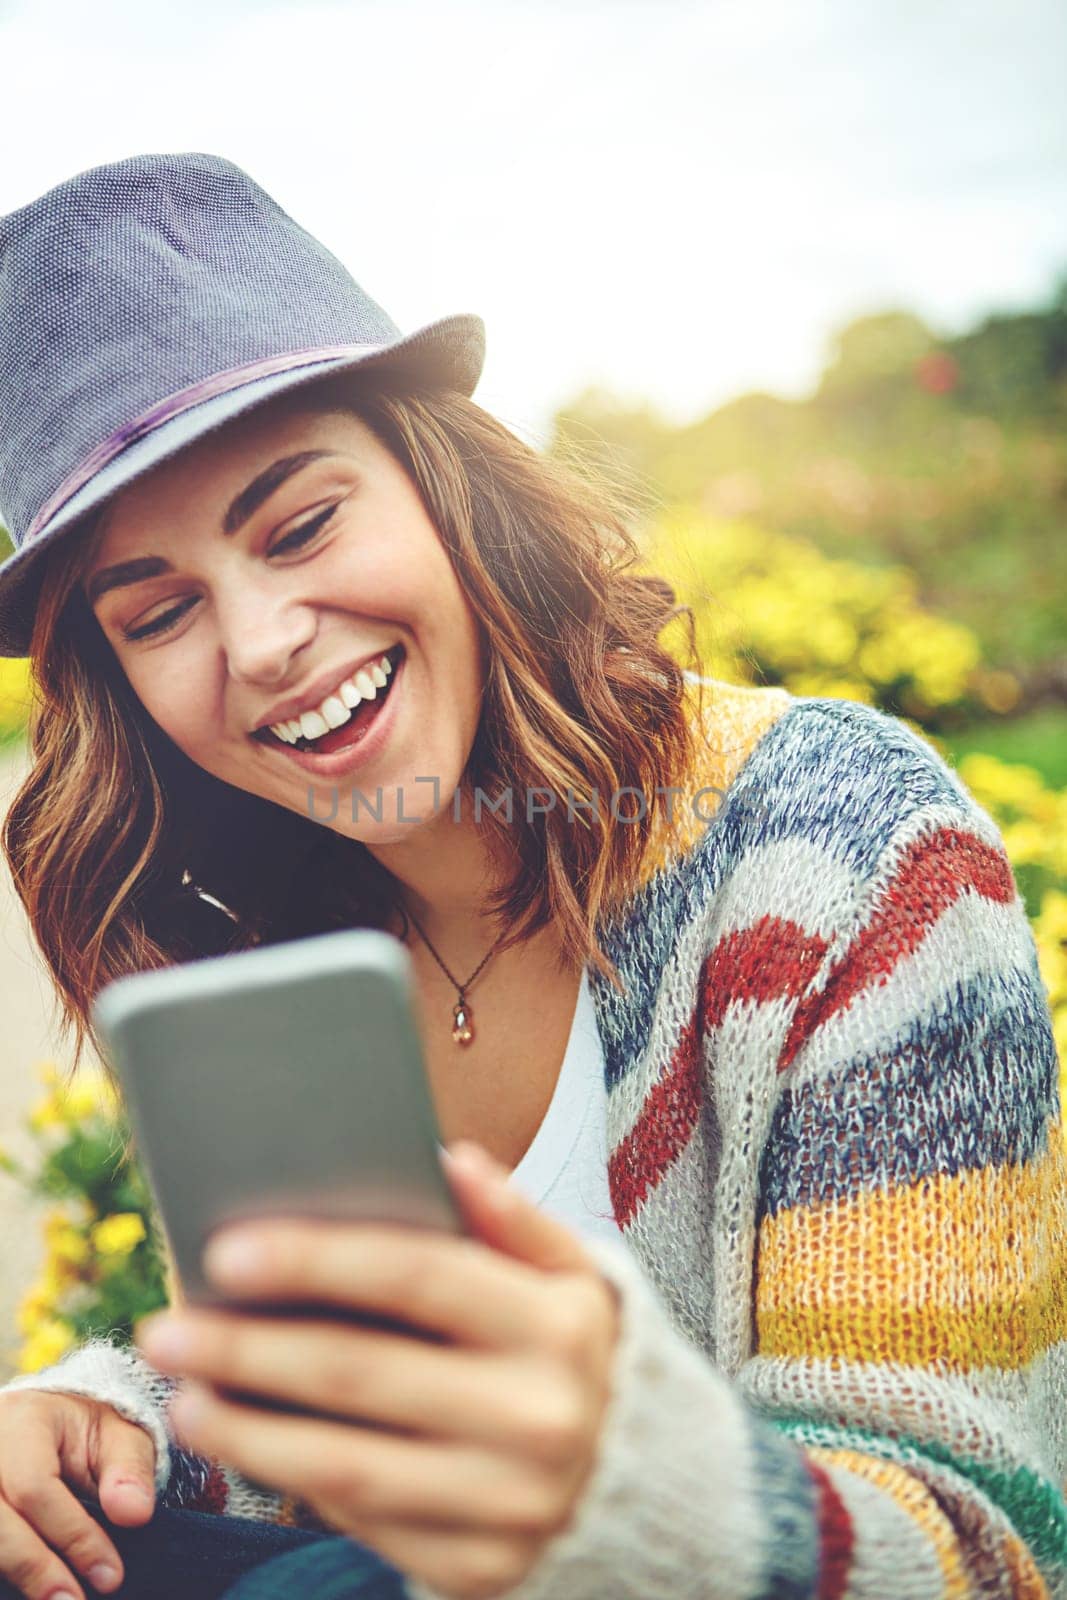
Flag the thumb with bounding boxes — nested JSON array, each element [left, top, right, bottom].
[[444, 1140, 593, 1273], [95, 1408, 158, 1526]]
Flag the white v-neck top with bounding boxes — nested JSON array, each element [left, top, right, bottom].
[[505, 966, 621, 1242], [434, 966, 621, 1242]]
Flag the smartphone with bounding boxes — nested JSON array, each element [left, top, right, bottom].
[[90, 928, 466, 1325]]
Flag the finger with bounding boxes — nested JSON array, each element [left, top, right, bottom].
[[139, 1310, 585, 1459], [444, 1141, 598, 1271], [314, 1506, 542, 1600], [0, 1498, 88, 1600], [95, 1409, 157, 1526], [168, 1381, 563, 1534], [0, 1477, 121, 1600], [197, 1220, 576, 1351]]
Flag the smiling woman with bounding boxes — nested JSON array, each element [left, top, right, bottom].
[[0, 150, 1065, 1600], [7, 371, 699, 1053]]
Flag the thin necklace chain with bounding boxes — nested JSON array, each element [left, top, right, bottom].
[[397, 901, 507, 1047]]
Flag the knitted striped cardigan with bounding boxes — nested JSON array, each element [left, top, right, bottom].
[[6, 681, 1067, 1599]]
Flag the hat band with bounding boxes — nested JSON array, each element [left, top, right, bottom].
[[25, 343, 382, 544]]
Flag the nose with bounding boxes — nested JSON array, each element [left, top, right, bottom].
[[216, 580, 317, 686]]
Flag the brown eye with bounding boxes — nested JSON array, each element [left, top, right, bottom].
[[268, 504, 339, 557], [123, 596, 198, 642]]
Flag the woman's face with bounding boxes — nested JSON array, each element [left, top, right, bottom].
[[81, 397, 487, 845]]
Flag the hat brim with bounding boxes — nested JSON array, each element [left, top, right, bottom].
[[0, 311, 484, 658]]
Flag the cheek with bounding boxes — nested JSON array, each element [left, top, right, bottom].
[[131, 659, 218, 760], [419, 581, 482, 698]]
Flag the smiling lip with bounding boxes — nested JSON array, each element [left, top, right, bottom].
[[250, 644, 402, 736], [261, 648, 406, 779]]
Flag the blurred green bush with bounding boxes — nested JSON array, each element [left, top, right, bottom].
[[0, 1067, 169, 1374]]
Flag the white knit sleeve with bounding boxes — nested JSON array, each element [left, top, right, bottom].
[[405, 1233, 753, 1600], [1, 1337, 173, 1494]]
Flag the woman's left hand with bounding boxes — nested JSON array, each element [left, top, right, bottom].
[[135, 1141, 621, 1600]]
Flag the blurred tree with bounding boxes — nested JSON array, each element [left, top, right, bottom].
[[818, 310, 936, 389], [550, 276, 1067, 675], [950, 278, 1067, 420]]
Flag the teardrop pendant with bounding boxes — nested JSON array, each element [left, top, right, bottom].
[[451, 999, 474, 1046]]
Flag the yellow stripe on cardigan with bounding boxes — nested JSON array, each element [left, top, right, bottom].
[[807, 1448, 971, 1598], [757, 1122, 1067, 1371], [999, 1527, 1052, 1599], [809, 1452, 966, 1600], [811, 1451, 1050, 1599]]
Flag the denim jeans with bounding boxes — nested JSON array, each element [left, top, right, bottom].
[[0, 1497, 409, 1600]]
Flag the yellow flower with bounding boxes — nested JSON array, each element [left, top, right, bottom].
[[44, 1205, 76, 1239], [0, 656, 33, 737], [44, 1199, 94, 1233], [788, 674, 874, 705], [28, 1092, 67, 1132], [60, 1074, 118, 1123], [644, 508, 982, 713], [808, 613, 858, 669], [1037, 889, 1067, 944], [17, 1281, 56, 1338], [47, 1223, 90, 1271], [27, 1068, 120, 1132], [46, 1257, 80, 1292], [27, 1243, 76, 1304], [958, 754, 1047, 816], [90, 1212, 147, 1258], [1002, 820, 1050, 869], [857, 636, 902, 685], [1036, 892, 1067, 1008], [18, 1318, 75, 1374]]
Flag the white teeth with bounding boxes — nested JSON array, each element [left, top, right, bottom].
[[265, 652, 397, 745], [320, 695, 349, 729]]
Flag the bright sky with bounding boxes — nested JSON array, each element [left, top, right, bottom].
[[1, 0, 1064, 445]]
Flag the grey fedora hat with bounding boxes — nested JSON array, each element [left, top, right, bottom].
[[0, 150, 485, 658]]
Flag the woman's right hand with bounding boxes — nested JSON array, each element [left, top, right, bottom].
[[0, 1389, 157, 1599]]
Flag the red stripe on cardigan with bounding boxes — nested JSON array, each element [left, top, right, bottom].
[[607, 918, 827, 1226], [188, 1460, 229, 1515], [608, 1012, 702, 1229], [806, 1457, 854, 1599], [778, 827, 1015, 1073], [700, 915, 829, 1033]]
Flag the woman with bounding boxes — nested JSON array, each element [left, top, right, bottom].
[[0, 150, 1063, 1600]]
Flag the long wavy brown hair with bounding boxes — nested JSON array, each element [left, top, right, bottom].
[[3, 373, 708, 1083]]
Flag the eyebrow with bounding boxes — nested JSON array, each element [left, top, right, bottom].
[[84, 450, 343, 606]]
